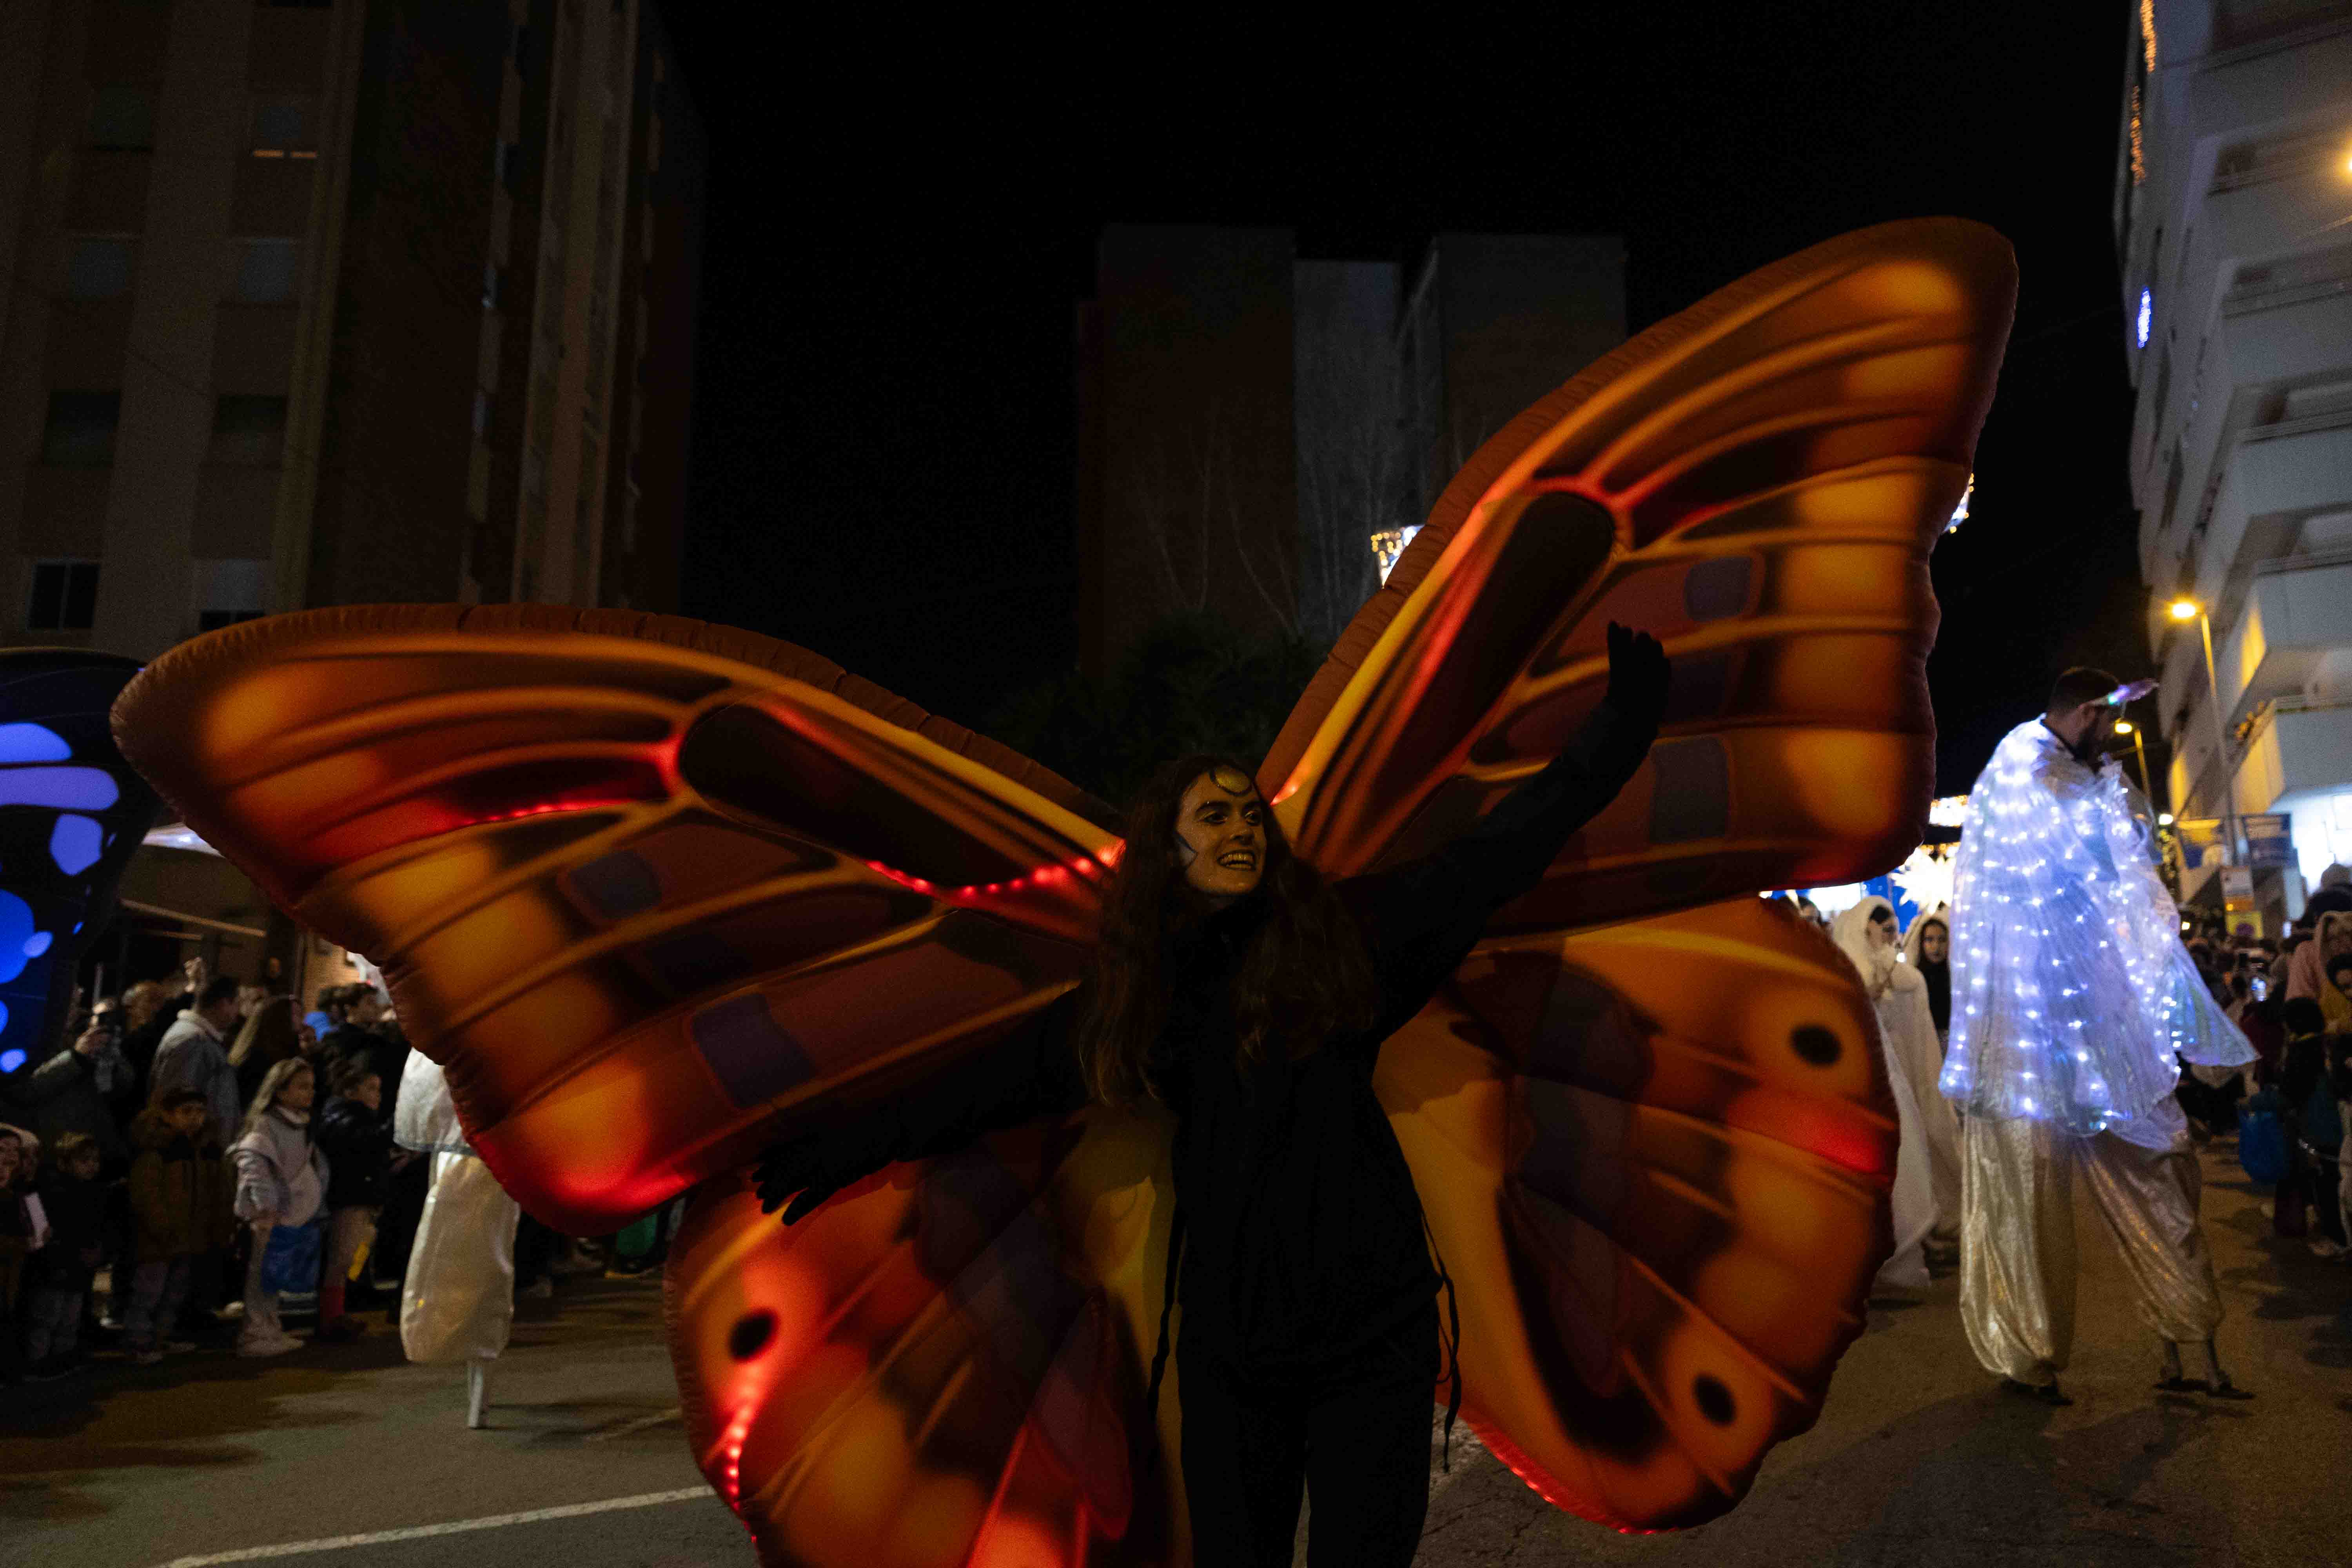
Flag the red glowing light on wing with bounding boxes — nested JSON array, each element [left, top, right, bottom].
[[856, 841, 1123, 908]]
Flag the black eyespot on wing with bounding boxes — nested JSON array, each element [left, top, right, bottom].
[[1694, 1373, 1736, 1426], [1789, 1025, 1842, 1066], [728, 1309, 777, 1361]]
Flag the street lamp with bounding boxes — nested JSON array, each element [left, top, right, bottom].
[[2114, 718, 2157, 806], [2167, 596, 2239, 870]]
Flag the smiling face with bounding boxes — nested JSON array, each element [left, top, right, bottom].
[[1172, 766, 1266, 907]]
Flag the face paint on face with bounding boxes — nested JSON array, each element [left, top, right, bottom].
[[1173, 768, 1266, 907]]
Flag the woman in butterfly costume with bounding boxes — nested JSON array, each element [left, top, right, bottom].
[[758, 626, 1668, 1565], [109, 219, 2016, 1567]]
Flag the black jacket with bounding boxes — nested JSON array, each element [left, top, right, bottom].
[[317, 1095, 394, 1209], [32, 1170, 109, 1291], [818, 701, 1655, 1377]]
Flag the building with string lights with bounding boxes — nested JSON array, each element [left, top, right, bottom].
[[2116, 0, 2352, 927]]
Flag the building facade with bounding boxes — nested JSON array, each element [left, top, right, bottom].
[[0, 0, 704, 662], [2118, 0, 2352, 920], [1075, 225, 1624, 676], [0, 0, 704, 996]]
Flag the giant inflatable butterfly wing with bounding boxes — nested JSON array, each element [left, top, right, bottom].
[[112, 608, 1180, 1566], [1263, 218, 2016, 1529], [113, 607, 1122, 1232], [0, 652, 160, 1087]]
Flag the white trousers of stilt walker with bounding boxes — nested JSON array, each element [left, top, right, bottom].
[[1958, 1112, 2225, 1386]]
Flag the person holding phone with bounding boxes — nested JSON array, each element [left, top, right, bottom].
[[20, 996, 139, 1177]]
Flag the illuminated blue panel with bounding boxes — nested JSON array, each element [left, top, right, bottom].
[[0, 765, 121, 809], [22, 931, 51, 958], [0, 723, 71, 763], [50, 814, 103, 875], [0, 1046, 22, 1075], [0, 892, 30, 983]]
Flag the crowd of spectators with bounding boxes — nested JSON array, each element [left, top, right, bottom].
[[2179, 866, 2352, 1261], [0, 962, 625, 1386]]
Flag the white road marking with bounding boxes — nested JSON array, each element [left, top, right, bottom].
[[151, 1488, 715, 1566], [583, 1406, 683, 1442]]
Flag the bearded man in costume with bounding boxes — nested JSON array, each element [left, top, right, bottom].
[[1941, 667, 2256, 1404]]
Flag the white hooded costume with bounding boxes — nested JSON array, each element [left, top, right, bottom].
[[394, 1052, 521, 1423], [1832, 897, 1962, 1262], [1944, 718, 2254, 1386]]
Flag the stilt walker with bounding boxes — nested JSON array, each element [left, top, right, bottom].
[[1942, 668, 2256, 1404]]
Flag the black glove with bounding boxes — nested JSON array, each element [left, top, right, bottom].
[[1603, 621, 1671, 724], [754, 1120, 897, 1226]]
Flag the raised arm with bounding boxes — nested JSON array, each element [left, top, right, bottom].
[[1346, 623, 1669, 1031], [755, 985, 1090, 1224]]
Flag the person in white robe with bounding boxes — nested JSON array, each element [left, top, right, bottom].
[[1942, 668, 2255, 1404], [393, 1051, 521, 1428], [1835, 897, 1962, 1254], [1830, 897, 1951, 1289]]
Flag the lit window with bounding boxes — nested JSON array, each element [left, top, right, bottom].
[[64, 238, 133, 300], [40, 391, 121, 467], [250, 99, 317, 159], [88, 87, 154, 151], [209, 395, 289, 465], [2135, 289, 2153, 349], [27, 560, 100, 632], [232, 239, 299, 303]]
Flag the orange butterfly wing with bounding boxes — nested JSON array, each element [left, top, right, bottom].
[[1380, 898, 1896, 1529], [111, 605, 1121, 1234], [1266, 217, 2013, 921], [666, 1109, 1186, 1567], [1261, 218, 2015, 1529]]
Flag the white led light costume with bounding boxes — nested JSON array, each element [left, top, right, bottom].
[[1942, 720, 2252, 1141], [1944, 718, 2253, 1392]]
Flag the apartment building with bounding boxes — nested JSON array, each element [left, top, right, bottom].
[[0, 0, 706, 661], [2118, 0, 2352, 920], [0, 0, 704, 994]]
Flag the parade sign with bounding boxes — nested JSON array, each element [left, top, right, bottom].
[[2243, 812, 2294, 868]]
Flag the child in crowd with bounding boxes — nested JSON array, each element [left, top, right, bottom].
[[229, 1058, 329, 1357], [314, 1062, 392, 1341], [124, 1087, 230, 1363], [22, 1131, 107, 1379]]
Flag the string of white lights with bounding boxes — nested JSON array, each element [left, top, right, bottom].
[[1940, 719, 2252, 1134]]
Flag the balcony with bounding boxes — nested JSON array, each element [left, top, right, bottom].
[[2215, 549, 2352, 720], [2236, 693, 2352, 811]]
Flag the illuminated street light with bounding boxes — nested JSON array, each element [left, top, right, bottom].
[[2164, 595, 2239, 867]]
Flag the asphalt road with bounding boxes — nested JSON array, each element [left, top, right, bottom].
[[5, 1141, 2346, 1568], [1407, 1139, 2352, 1568]]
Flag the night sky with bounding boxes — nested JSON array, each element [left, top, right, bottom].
[[668, 4, 2153, 799]]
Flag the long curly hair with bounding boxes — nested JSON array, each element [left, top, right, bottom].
[[1076, 753, 1382, 1106]]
